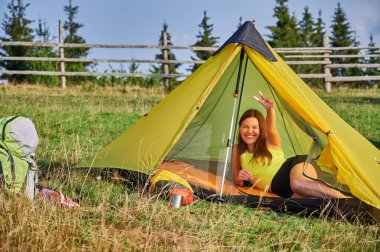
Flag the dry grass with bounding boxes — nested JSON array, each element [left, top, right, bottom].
[[0, 84, 379, 251], [1, 187, 379, 251]]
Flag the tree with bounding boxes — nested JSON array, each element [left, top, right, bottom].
[[365, 34, 380, 86], [366, 33, 380, 76], [127, 61, 144, 86], [96, 64, 128, 87], [266, 0, 299, 48], [298, 6, 314, 47], [330, 2, 353, 48], [267, 0, 301, 77], [297, 6, 321, 86], [349, 32, 365, 85], [63, 0, 90, 84], [29, 17, 59, 86], [0, 0, 34, 84], [330, 2, 355, 78], [190, 11, 219, 72], [150, 21, 180, 90], [35, 17, 51, 42], [237, 16, 243, 29], [307, 9, 326, 87], [311, 9, 325, 47]]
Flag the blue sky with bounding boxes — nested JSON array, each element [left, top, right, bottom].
[[1, 0, 379, 73]]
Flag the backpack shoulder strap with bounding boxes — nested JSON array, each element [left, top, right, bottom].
[[1, 116, 19, 142]]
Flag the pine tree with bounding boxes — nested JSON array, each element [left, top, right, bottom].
[[128, 61, 144, 86], [0, 0, 34, 83], [297, 6, 321, 86], [98, 64, 128, 86], [311, 9, 325, 47], [237, 16, 243, 29], [267, 1, 301, 78], [289, 13, 299, 46], [128, 62, 139, 75], [149, 22, 180, 90], [190, 11, 219, 72], [349, 32, 365, 85], [63, 0, 90, 84], [307, 9, 326, 87], [366, 34, 380, 76], [330, 2, 355, 78], [35, 17, 50, 42], [30, 18, 59, 86], [298, 6, 314, 47], [330, 2, 353, 48], [266, 0, 299, 48]]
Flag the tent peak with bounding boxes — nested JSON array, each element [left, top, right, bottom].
[[214, 21, 277, 62]]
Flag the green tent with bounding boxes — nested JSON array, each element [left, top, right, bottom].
[[84, 21, 380, 215]]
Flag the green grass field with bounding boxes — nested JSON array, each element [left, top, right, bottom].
[[0, 85, 379, 251]]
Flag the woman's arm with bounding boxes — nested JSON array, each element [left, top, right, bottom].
[[254, 92, 281, 149], [265, 106, 281, 148], [232, 145, 253, 186]]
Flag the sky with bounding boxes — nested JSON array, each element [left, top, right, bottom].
[[0, 0, 380, 74]]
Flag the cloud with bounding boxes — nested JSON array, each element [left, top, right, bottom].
[[348, 1, 380, 44]]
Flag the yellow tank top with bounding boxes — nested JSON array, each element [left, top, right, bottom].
[[240, 148, 286, 191]]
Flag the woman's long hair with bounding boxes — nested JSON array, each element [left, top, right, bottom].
[[237, 109, 272, 164]]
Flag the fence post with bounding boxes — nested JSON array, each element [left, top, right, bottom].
[[162, 31, 170, 93], [59, 20, 66, 90], [323, 35, 331, 92]]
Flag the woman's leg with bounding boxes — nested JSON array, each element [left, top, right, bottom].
[[289, 163, 347, 199]]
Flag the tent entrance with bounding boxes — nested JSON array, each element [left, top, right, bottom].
[[164, 50, 244, 193]]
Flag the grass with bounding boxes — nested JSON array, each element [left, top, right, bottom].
[[316, 88, 380, 148], [0, 84, 379, 251]]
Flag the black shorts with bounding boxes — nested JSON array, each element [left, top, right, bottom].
[[270, 155, 308, 198]]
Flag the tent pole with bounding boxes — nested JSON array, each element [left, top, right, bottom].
[[218, 48, 246, 201]]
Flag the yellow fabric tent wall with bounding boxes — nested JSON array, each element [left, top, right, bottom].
[[85, 44, 240, 173]]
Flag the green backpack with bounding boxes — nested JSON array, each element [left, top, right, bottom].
[[0, 116, 39, 200]]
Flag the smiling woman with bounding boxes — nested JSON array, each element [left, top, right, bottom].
[[239, 116, 261, 150], [232, 92, 349, 199]]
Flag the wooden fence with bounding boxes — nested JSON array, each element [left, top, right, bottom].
[[1, 21, 379, 92]]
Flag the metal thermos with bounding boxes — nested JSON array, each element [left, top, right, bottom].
[[170, 194, 183, 208]]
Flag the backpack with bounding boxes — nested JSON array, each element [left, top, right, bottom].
[[0, 116, 39, 200]]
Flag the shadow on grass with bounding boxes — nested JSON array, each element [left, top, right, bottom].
[[37, 159, 146, 190]]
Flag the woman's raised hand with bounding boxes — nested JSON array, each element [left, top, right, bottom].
[[253, 91, 273, 109]]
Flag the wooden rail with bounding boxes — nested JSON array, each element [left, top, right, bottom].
[[0, 70, 188, 78], [285, 54, 380, 59], [0, 41, 218, 51], [0, 25, 379, 92]]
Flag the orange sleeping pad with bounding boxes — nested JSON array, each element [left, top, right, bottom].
[[156, 161, 279, 198]]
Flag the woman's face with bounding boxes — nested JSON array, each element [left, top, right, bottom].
[[239, 117, 260, 148]]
